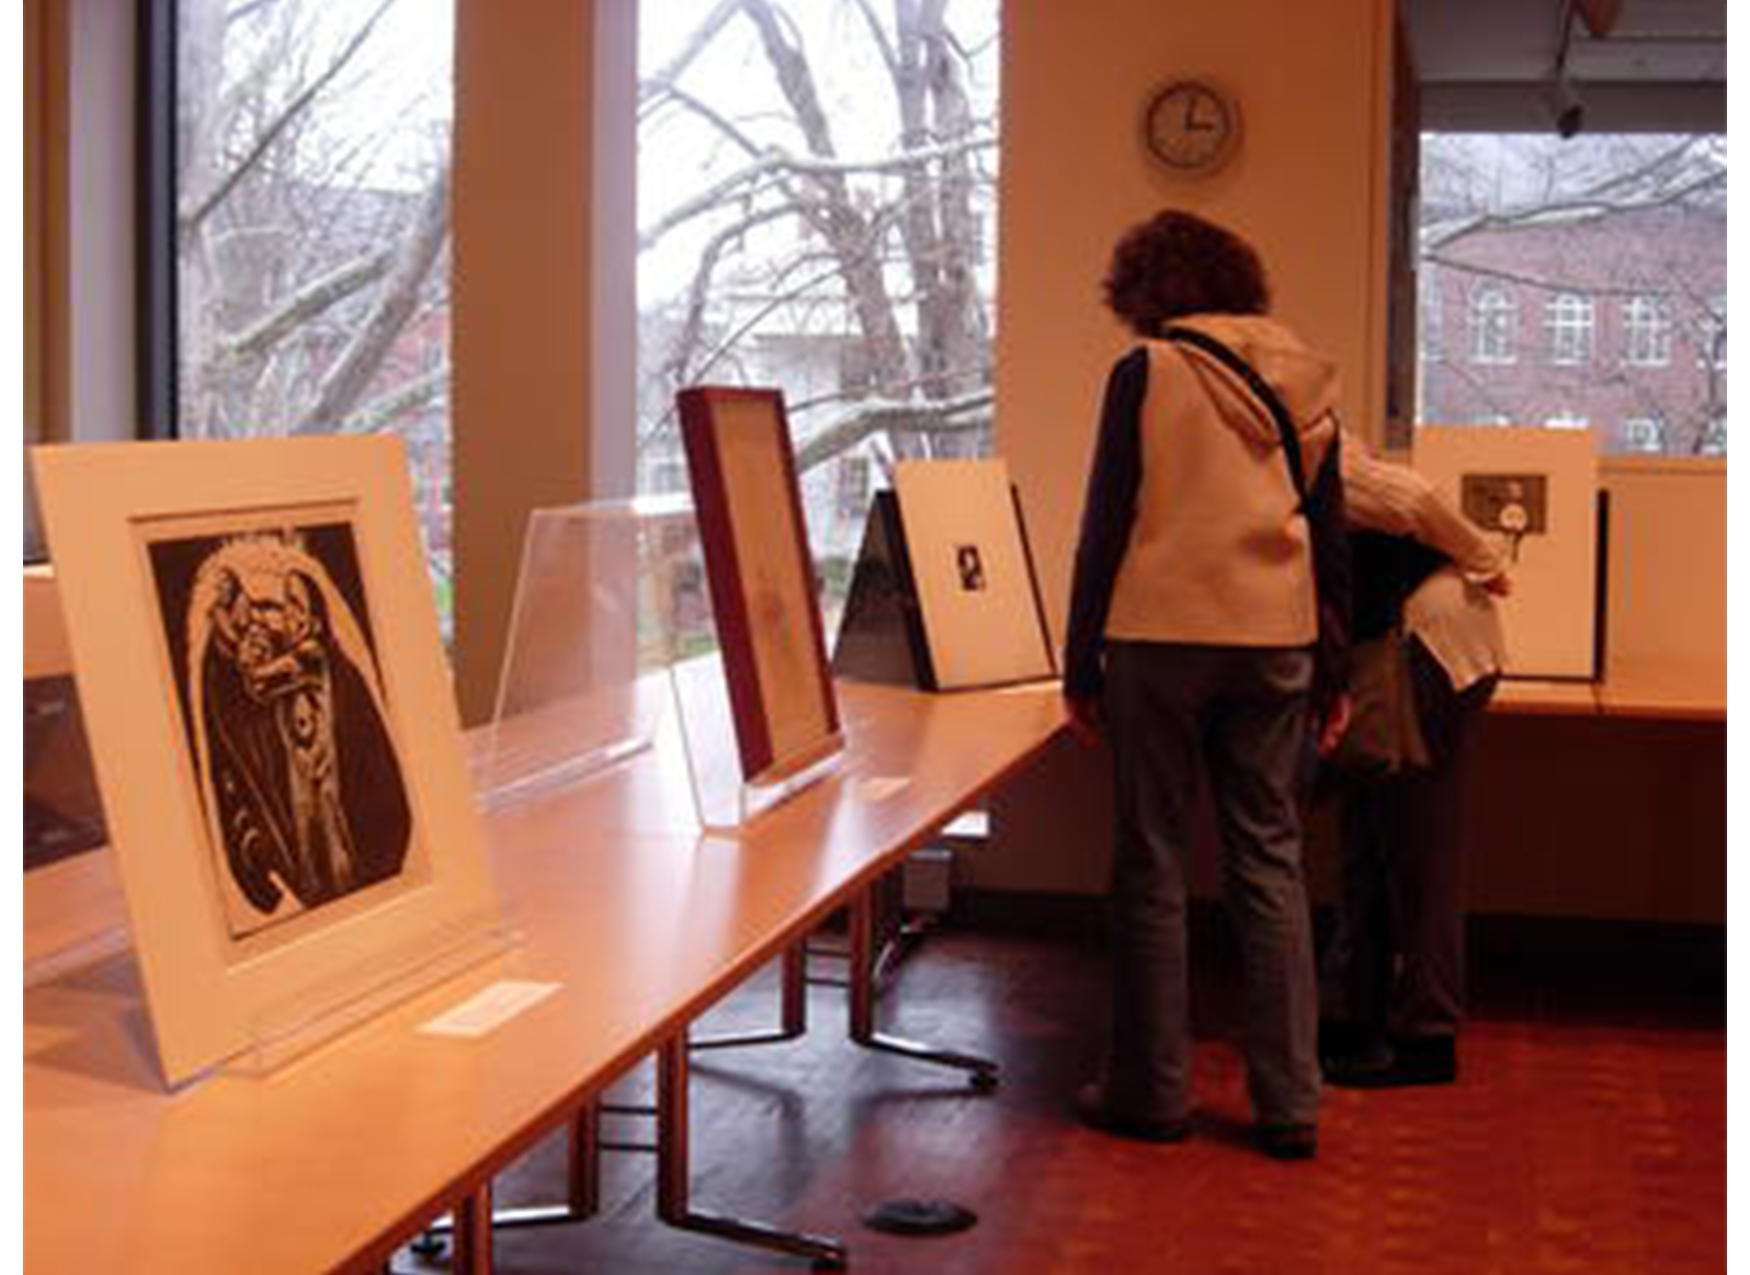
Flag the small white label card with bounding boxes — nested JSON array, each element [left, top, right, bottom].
[[853, 776, 912, 803], [419, 980, 561, 1039]]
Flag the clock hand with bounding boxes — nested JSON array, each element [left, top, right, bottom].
[[1185, 98, 1217, 132]]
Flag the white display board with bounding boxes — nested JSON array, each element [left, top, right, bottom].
[[893, 458, 1056, 690], [32, 437, 502, 1086], [1414, 425, 1599, 680]]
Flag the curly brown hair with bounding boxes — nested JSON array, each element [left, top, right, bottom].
[[1103, 209, 1271, 337]]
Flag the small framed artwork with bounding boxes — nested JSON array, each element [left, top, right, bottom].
[[891, 458, 1057, 690], [833, 459, 1056, 692], [1414, 425, 1600, 680], [677, 387, 842, 784], [31, 436, 500, 1086]]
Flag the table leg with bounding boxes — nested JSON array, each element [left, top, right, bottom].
[[690, 942, 810, 1051], [848, 885, 999, 1090], [656, 1032, 847, 1269], [449, 1182, 493, 1275], [418, 1108, 599, 1247]]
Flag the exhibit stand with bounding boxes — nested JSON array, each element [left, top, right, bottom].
[[833, 459, 1056, 692], [480, 496, 698, 810], [483, 493, 841, 832], [669, 649, 843, 830], [30, 436, 513, 1088]]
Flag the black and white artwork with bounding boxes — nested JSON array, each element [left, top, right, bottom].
[[955, 544, 987, 593], [147, 519, 417, 939]]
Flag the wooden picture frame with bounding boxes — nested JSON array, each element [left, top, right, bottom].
[[31, 436, 500, 1086], [677, 387, 841, 783]]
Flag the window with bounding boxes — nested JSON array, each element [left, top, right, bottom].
[[634, 1, 1001, 583], [1469, 286, 1517, 364], [1417, 133, 1724, 456], [1545, 293, 1594, 366], [1622, 417, 1665, 452], [1622, 295, 1673, 367], [155, 0, 455, 619]]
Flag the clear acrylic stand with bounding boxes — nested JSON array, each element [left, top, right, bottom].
[[668, 652, 844, 832], [478, 495, 705, 810], [224, 905, 522, 1080], [483, 495, 843, 831]]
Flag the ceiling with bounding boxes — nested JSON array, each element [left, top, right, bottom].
[[1403, 0, 1727, 131]]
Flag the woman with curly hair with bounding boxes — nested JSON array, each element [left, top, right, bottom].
[[1063, 209, 1351, 1161]]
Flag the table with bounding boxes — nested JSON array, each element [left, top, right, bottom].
[[24, 680, 1068, 1273]]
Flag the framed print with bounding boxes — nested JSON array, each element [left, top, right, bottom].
[[1414, 425, 1600, 680], [892, 458, 1056, 690], [31, 436, 499, 1086], [677, 386, 842, 784], [834, 459, 1057, 692]]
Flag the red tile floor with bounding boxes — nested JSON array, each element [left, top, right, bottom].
[[397, 910, 1724, 1274]]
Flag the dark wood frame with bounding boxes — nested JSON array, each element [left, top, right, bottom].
[[677, 386, 841, 783]]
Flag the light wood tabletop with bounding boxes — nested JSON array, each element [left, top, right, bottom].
[[24, 680, 1067, 1274]]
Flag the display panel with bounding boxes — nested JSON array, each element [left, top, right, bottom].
[[1414, 425, 1600, 680], [892, 458, 1056, 690], [31, 436, 499, 1086]]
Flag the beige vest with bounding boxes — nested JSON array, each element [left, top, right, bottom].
[[1106, 325, 1336, 648]]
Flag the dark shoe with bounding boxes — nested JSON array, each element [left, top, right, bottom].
[[1256, 1122, 1318, 1161], [1074, 1083, 1192, 1144], [1324, 1034, 1457, 1089], [1317, 1017, 1362, 1062]]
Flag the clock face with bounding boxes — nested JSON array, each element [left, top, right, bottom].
[[1144, 81, 1239, 173]]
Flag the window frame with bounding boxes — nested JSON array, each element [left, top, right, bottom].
[[1469, 284, 1518, 365], [1621, 294, 1674, 368], [1545, 292, 1594, 367]]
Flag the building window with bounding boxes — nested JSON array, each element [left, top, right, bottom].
[[1545, 293, 1594, 366], [1622, 417, 1665, 452], [1416, 133, 1723, 456], [1469, 286, 1517, 364], [1623, 295, 1674, 367]]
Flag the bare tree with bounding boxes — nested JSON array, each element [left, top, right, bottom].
[[176, 0, 451, 445], [636, 0, 1000, 481]]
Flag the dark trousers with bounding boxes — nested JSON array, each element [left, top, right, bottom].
[[1322, 639, 1496, 1041], [1103, 642, 1320, 1127]]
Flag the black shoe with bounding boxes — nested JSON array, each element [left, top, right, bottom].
[[1317, 1018, 1362, 1062], [1255, 1122, 1318, 1161], [1324, 1035, 1457, 1089], [1074, 1083, 1192, 1144]]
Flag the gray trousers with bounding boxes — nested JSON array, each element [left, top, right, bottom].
[[1103, 641, 1321, 1128]]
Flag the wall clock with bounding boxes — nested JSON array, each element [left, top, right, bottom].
[[1143, 79, 1241, 174]]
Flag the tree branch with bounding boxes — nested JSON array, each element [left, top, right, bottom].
[[793, 389, 991, 474], [219, 248, 394, 362], [638, 135, 995, 251], [182, 0, 403, 237], [296, 163, 451, 432]]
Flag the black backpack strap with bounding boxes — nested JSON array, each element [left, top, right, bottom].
[[1163, 324, 1308, 506]]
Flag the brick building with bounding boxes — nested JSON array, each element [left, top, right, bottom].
[[1418, 202, 1725, 455]]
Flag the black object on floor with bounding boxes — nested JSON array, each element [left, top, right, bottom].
[[862, 1198, 979, 1236]]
